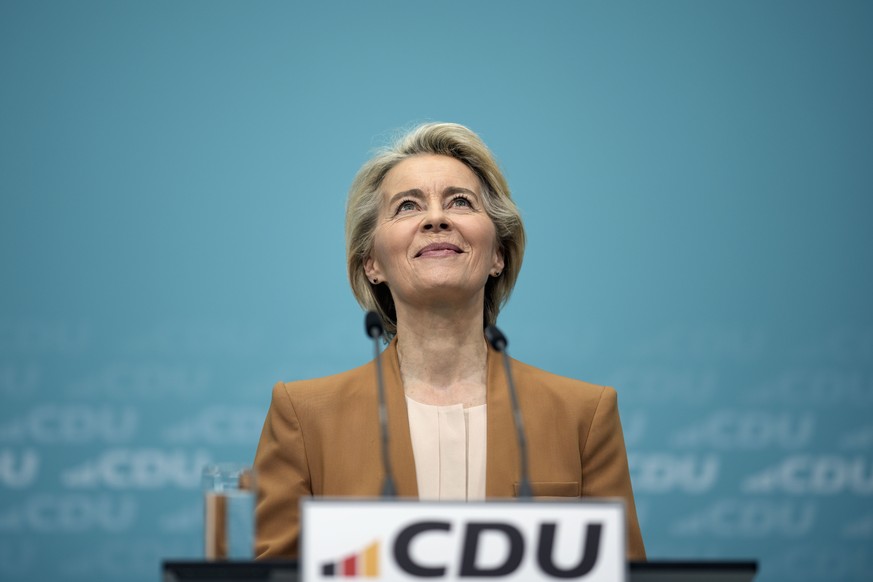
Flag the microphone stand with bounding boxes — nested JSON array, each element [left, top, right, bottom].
[[485, 325, 533, 499], [365, 311, 396, 497]]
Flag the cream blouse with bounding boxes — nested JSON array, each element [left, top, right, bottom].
[[405, 396, 487, 500]]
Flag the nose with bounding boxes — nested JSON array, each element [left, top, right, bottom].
[[422, 204, 451, 231]]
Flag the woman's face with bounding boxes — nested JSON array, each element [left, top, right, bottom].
[[364, 154, 504, 313]]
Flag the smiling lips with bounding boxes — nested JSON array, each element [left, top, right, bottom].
[[415, 242, 463, 258]]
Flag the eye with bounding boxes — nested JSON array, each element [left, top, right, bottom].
[[450, 195, 473, 209], [396, 199, 418, 214]]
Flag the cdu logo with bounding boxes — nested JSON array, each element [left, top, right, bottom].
[[321, 540, 380, 577], [304, 500, 625, 581], [393, 521, 603, 578]]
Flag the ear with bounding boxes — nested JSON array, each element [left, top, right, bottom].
[[492, 247, 505, 274], [363, 255, 383, 282]]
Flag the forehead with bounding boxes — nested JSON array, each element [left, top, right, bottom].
[[381, 154, 480, 194]]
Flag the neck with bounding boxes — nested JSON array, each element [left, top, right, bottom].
[[393, 299, 489, 406]]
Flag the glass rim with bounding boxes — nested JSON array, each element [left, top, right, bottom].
[[202, 463, 255, 477]]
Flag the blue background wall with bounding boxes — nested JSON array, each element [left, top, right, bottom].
[[2, 1, 872, 581]]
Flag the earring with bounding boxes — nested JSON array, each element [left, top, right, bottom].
[[372, 278, 378, 284], [492, 271, 501, 277]]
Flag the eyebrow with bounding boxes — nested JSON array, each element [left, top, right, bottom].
[[386, 186, 479, 208]]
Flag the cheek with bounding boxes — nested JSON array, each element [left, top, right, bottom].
[[371, 228, 407, 268], [477, 224, 500, 259]]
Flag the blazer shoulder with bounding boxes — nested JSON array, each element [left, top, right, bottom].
[[510, 357, 612, 405], [273, 359, 375, 406]]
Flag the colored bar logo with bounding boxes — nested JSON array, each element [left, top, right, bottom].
[[321, 540, 380, 577]]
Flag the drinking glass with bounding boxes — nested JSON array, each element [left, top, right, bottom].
[[202, 463, 257, 559]]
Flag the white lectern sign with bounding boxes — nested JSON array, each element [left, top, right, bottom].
[[301, 499, 625, 581]]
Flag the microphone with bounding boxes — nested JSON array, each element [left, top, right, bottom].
[[365, 311, 396, 497], [485, 325, 533, 498]]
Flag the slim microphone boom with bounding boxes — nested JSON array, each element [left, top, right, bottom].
[[485, 325, 533, 498], [365, 311, 396, 497]]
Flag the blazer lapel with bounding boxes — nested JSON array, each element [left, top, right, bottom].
[[382, 338, 419, 497], [485, 345, 519, 497]]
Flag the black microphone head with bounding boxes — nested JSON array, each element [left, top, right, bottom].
[[365, 311, 384, 339], [484, 325, 507, 352]]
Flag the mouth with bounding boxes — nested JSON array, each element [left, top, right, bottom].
[[415, 242, 463, 258]]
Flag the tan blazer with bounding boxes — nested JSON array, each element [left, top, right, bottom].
[[253, 339, 646, 560]]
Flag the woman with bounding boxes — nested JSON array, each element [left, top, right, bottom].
[[253, 122, 645, 560]]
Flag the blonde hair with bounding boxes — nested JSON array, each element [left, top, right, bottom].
[[346, 122, 525, 339]]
